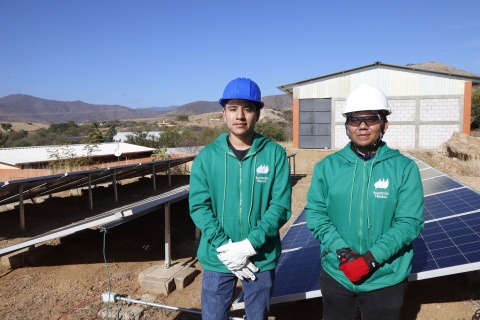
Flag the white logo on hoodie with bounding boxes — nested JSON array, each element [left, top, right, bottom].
[[374, 179, 389, 189], [256, 164, 269, 174], [373, 178, 389, 199], [256, 164, 269, 183]]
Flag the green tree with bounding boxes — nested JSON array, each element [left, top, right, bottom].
[[158, 126, 181, 148], [104, 125, 117, 142], [1, 123, 12, 132], [49, 121, 78, 134], [8, 129, 28, 141], [255, 122, 286, 142], [199, 127, 228, 146], [124, 131, 159, 148], [82, 123, 104, 144], [175, 114, 189, 122], [472, 90, 480, 130], [0, 131, 8, 147]]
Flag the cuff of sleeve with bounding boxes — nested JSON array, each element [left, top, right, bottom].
[[363, 251, 378, 269], [243, 238, 256, 256]]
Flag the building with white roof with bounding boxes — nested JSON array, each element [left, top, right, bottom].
[[0, 142, 156, 169], [277, 61, 480, 150]]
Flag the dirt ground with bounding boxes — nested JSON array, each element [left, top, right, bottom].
[[1, 148, 480, 320]]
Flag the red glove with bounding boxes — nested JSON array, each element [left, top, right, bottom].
[[336, 248, 378, 283]]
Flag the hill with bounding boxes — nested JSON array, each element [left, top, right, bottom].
[[161, 94, 292, 117], [406, 61, 480, 77], [0, 94, 292, 124], [0, 94, 172, 123]]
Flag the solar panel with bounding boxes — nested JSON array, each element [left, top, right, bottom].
[[0, 185, 190, 256], [232, 155, 480, 309], [0, 156, 195, 205]]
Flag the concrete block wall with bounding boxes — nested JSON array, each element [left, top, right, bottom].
[[332, 96, 462, 150], [389, 100, 416, 122], [420, 98, 460, 121], [384, 125, 416, 149], [334, 125, 349, 148], [419, 125, 460, 148], [334, 101, 345, 122]]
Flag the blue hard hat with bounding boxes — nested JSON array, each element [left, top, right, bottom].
[[219, 77, 264, 109]]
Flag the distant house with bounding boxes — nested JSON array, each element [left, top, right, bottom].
[[113, 131, 162, 143], [277, 61, 480, 149]]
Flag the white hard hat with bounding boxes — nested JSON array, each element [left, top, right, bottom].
[[343, 84, 391, 116]]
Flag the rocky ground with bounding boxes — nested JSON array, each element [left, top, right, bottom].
[[1, 145, 480, 320]]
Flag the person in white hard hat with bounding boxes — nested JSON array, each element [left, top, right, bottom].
[[305, 84, 424, 319]]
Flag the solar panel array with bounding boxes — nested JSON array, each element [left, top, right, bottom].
[[232, 155, 480, 309], [0, 157, 195, 255], [0, 156, 195, 205]]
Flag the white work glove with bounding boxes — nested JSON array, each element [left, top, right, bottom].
[[216, 239, 257, 270], [232, 260, 259, 281]]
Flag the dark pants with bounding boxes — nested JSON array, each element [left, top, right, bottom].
[[319, 269, 407, 320]]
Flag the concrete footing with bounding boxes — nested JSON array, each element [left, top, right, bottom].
[[1, 244, 54, 269], [138, 263, 198, 296]]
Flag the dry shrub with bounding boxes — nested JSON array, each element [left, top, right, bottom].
[[460, 158, 480, 176]]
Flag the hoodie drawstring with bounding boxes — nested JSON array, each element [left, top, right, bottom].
[[348, 159, 358, 227], [247, 155, 257, 228], [366, 160, 375, 230], [221, 153, 227, 228]]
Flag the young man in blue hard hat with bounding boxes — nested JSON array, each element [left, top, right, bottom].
[[305, 84, 424, 320], [189, 78, 292, 320]]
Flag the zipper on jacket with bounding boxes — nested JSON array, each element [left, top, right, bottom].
[[239, 161, 243, 238]]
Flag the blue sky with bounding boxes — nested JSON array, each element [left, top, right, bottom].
[[1, 0, 479, 109]]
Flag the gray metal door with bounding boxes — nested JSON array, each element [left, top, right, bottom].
[[299, 99, 331, 148]]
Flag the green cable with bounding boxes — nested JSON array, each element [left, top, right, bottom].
[[103, 231, 112, 319]]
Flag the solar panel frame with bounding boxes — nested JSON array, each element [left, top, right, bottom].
[[0, 156, 195, 205]]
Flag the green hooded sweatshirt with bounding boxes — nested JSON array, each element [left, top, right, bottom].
[[305, 142, 424, 292], [189, 133, 292, 273]]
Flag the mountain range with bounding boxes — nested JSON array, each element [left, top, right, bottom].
[[0, 93, 292, 124], [1, 62, 476, 124]]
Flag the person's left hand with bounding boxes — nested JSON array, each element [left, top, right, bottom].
[[232, 261, 259, 281]]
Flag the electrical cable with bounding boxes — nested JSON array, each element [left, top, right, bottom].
[[473, 308, 480, 320], [102, 230, 112, 320], [53, 295, 100, 320]]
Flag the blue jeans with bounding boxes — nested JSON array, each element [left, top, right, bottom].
[[201, 269, 275, 320]]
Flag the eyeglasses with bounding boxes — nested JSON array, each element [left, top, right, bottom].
[[347, 116, 381, 127]]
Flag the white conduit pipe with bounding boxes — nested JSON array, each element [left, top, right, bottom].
[[105, 293, 244, 320]]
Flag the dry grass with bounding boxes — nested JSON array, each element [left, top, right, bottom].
[[8, 122, 49, 132], [461, 158, 480, 176]]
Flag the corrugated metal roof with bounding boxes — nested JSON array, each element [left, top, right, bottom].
[[293, 68, 467, 99], [277, 61, 480, 94], [0, 142, 156, 166]]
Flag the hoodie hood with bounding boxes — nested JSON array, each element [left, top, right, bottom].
[[213, 132, 271, 156], [338, 141, 400, 164]]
